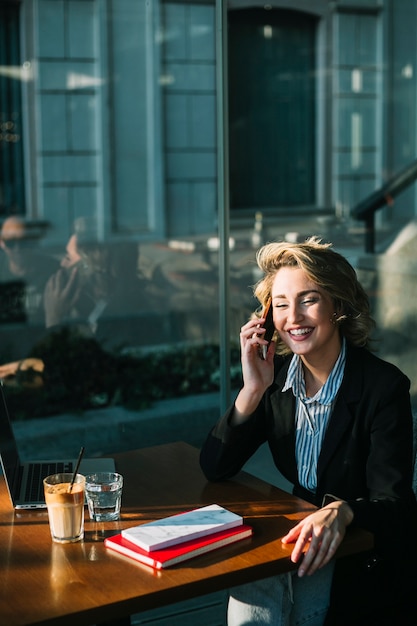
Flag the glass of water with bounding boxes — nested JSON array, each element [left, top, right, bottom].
[[85, 472, 123, 522]]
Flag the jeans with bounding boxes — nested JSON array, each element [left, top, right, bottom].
[[228, 561, 335, 626]]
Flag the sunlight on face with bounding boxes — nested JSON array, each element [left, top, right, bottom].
[[271, 266, 341, 362]]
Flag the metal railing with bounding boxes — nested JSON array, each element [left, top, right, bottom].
[[351, 158, 417, 253]]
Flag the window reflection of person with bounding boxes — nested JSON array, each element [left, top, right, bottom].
[[0, 216, 27, 277], [0, 216, 58, 323], [43, 232, 84, 329], [44, 218, 146, 334], [0, 218, 147, 385]]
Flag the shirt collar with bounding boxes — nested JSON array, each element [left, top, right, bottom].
[[282, 338, 346, 404]]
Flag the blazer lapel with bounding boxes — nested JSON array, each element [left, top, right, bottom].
[[271, 358, 296, 437], [317, 346, 363, 481], [269, 361, 298, 478]]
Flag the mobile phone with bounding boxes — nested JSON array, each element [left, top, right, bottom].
[[262, 298, 275, 344], [259, 298, 275, 358]]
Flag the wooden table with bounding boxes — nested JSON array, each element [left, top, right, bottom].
[[0, 442, 373, 626]]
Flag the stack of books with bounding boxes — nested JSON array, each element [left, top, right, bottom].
[[104, 503, 253, 569]]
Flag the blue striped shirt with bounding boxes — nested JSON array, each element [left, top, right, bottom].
[[282, 339, 346, 493]]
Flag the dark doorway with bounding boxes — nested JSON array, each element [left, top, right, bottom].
[[228, 8, 317, 210]]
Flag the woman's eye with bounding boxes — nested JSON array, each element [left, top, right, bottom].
[[302, 297, 318, 305]]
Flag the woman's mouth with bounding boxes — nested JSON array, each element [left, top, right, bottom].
[[288, 327, 313, 338]]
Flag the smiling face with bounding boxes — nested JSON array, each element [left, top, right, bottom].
[[271, 266, 341, 365]]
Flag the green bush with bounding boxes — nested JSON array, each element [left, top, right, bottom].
[[5, 327, 242, 419]]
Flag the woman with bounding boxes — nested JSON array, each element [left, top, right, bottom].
[[200, 237, 417, 625]]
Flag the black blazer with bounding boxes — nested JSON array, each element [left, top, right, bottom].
[[200, 344, 417, 623]]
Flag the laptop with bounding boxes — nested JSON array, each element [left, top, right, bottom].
[[0, 381, 115, 509]]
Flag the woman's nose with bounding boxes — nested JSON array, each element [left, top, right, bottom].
[[287, 303, 303, 323]]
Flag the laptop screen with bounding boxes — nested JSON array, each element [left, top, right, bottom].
[[0, 383, 21, 496]]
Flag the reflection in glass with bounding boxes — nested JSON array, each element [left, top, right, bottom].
[[0, 1, 416, 466]]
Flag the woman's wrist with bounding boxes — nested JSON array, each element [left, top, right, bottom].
[[233, 387, 263, 423], [323, 499, 354, 526]]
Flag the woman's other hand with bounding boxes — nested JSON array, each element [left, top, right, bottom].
[[281, 500, 354, 578]]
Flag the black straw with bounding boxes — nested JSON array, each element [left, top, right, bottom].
[[68, 446, 85, 493]]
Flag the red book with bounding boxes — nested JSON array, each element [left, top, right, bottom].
[[105, 524, 253, 569]]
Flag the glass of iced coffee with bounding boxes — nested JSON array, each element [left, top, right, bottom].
[[43, 473, 85, 543]]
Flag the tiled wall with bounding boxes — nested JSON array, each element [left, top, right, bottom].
[[332, 6, 382, 218], [162, 3, 217, 237], [35, 0, 101, 241]]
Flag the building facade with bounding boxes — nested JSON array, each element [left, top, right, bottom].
[[1, 0, 417, 429], [2, 0, 416, 246]]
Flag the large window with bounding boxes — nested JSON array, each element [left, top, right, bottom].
[[0, 0, 416, 465]]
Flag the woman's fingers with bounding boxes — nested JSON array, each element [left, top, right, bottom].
[[281, 503, 352, 577], [240, 318, 269, 350], [297, 529, 340, 577]]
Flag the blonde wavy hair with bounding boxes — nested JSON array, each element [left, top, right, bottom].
[[253, 236, 375, 354]]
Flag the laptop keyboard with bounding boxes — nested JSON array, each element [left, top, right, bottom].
[[25, 461, 73, 502]]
